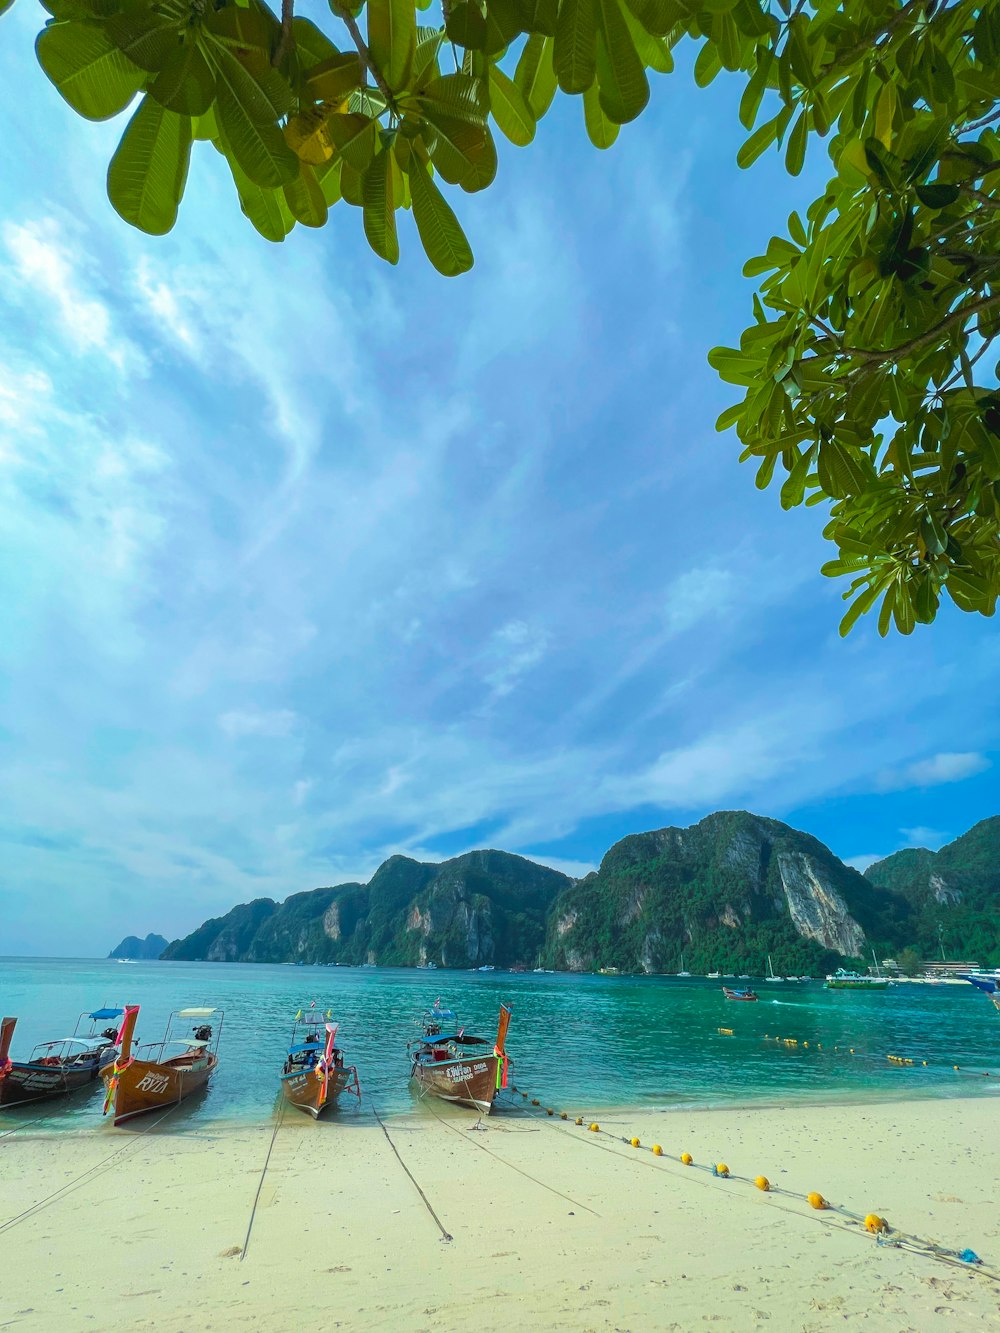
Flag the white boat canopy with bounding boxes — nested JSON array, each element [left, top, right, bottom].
[[177, 1007, 217, 1017]]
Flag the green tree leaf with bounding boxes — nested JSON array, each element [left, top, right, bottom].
[[594, 0, 648, 124], [515, 33, 558, 118], [554, 0, 597, 95], [583, 79, 618, 148], [362, 147, 399, 263], [368, 0, 416, 90], [106, 94, 191, 234], [446, 2, 487, 50], [514, 0, 558, 38], [148, 39, 216, 117], [210, 46, 298, 187], [36, 20, 145, 120], [409, 159, 474, 275], [284, 162, 329, 227], [104, 10, 180, 73], [489, 64, 536, 145]]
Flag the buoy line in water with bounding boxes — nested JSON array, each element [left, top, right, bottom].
[[417, 1094, 601, 1217], [369, 1099, 453, 1243], [0, 1102, 181, 1236], [506, 1085, 1000, 1285], [756, 1032, 998, 1080]]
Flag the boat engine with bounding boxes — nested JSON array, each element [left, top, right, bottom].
[[101, 1027, 119, 1042], [193, 1024, 213, 1042]]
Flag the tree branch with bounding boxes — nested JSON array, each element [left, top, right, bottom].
[[330, 1, 396, 110], [272, 0, 294, 68], [841, 292, 1000, 364]]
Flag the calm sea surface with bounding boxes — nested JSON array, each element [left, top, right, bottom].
[[1, 958, 997, 1132]]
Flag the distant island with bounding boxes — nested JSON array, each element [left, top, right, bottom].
[[161, 811, 1000, 972], [108, 933, 169, 960]]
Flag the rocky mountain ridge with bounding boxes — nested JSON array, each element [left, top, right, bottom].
[[159, 811, 1000, 971]]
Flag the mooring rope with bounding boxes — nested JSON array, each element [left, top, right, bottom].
[[0, 1102, 180, 1236], [370, 1098, 453, 1243], [418, 1094, 600, 1216], [240, 1101, 286, 1261]]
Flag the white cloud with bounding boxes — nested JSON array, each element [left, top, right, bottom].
[[843, 854, 885, 873], [665, 568, 736, 634], [876, 752, 990, 791], [219, 709, 297, 739], [483, 620, 551, 699], [2, 219, 143, 373], [900, 825, 945, 849]]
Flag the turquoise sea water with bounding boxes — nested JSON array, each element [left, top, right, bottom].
[[1, 958, 997, 1131]]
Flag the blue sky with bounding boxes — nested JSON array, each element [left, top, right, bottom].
[[1, 7, 997, 956]]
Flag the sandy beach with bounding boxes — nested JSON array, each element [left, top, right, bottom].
[[1, 1093, 998, 1332]]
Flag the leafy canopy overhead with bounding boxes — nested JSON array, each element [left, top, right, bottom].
[[8, 0, 1000, 634]]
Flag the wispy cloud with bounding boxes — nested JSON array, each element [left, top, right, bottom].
[[2, 218, 144, 373], [876, 752, 990, 791], [219, 710, 298, 739]]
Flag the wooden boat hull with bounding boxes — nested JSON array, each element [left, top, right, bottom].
[[280, 1065, 359, 1118], [102, 1054, 217, 1127], [411, 1052, 501, 1113], [722, 989, 757, 1002], [0, 1055, 109, 1106]]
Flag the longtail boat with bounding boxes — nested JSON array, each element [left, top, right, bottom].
[[963, 974, 1000, 1012], [279, 1009, 361, 1119], [0, 1009, 123, 1107], [409, 1001, 512, 1113], [722, 986, 758, 1002], [101, 1005, 222, 1127]]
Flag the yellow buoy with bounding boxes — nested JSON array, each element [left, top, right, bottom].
[[560, 1112, 568, 1120], [546, 1108, 554, 1116], [715, 1162, 730, 1177], [630, 1136, 641, 1147], [755, 1175, 770, 1191], [954, 1065, 960, 1071], [922, 1061, 928, 1067], [849, 1048, 855, 1054], [652, 1144, 663, 1156], [531, 1098, 540, 1106], [864, 1214, 888, 1234], [589, 1122, 600, 1133], [680, 1152, 693, 1165], [803, 1041, 809, 1048], [575, 1117, 583, 1125], [807, 1192, 828, 1210]]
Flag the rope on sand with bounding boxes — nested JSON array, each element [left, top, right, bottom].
[[370, 1099, 453, 1243], [0, 1103, 179, 1235], [418, 1094, 601, 1216], [240, 1101, 286, 1262]]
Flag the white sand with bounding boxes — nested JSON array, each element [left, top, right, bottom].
[[1, 1095, 998, 1332]]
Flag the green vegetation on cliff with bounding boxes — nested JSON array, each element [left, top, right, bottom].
[[162, 851, 570, 969], [865, 817, 1000, 967], [161, 811, 999, 972], [544, 811, 910, 976]]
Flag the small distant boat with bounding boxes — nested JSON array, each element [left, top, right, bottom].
[[409, 1001, 512, 1113], [101, 1005, 222, 1127], [707, 971, 721, 979], [824, 969, 890, 991], [477, 964, 495, 972], [723, 986, 758, 1002], [279, 1009, 360, 1119], [0, 1009, 123, 1107], [765, 954, 783, 982], [826, 951, 891, 991]]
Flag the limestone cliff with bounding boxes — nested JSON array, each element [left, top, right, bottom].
[[544, 811, 908, 975]]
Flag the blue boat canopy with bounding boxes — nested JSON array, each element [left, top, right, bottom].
[[288, 1042, 324, 1054], [89, 1008, 124, 1020], [963, 975, 999, 995]]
